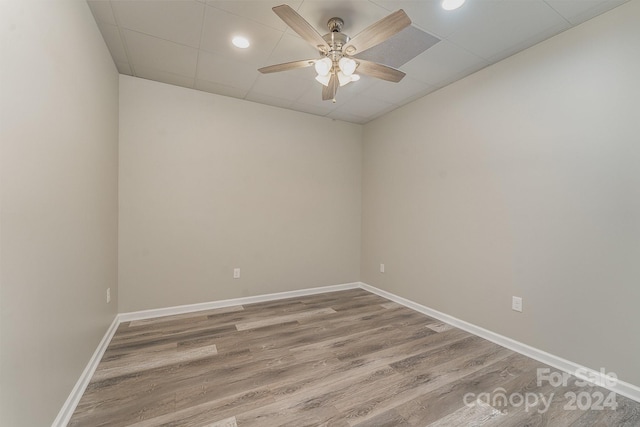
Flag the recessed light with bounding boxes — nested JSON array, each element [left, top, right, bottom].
[[442, 0, 465, 11], [232, 36, 250, 49]]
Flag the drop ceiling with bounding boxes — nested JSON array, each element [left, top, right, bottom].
[[87, 0, 629, 124]]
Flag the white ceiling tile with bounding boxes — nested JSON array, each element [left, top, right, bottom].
[[354, 25, 441, 68], [544, 0, 629, 25], [295, 83, 335, 106], [290, 101, 335, 117], [206, 0, 303, 32], [292, 83, 346, 114], [371, 0, 485, 39], [87, 0, 117, 26], [295, 0, 392, 37], [332, 94, 395, 118], [244, 91, 294, 110], [265, 33, 320, 67], [200, 5, 284, 67], [544, 0, 609, 21], [447, 1, 569, 60], [435, 60, 492, 89], [486, 20, 570, 63], [135, 66, 195, 89], [123, 30, 198, 78], [401, 39, 488, 85], [96, 23, 128, 64], [326, 110, 368, 124], [197, 51, 259, 90], [329, 75, 378, 104], [365, 77, 433, 105], [195, 79, 248, 99], [89, 0, 628, 123], [249, 73, 315, 102], [111, 0, 205, 48], [295, 78, 374, 107]]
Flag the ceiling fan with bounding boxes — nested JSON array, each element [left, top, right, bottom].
[[258, 4, 413, 103]]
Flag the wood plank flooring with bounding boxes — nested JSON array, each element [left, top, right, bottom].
[[69, 289, 640, 426]]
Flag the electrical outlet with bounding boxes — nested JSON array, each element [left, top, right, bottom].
[[380, 263, 385, 273], [107, 288, 111, 304], [512, 296, 522, 312], [233, 268, 241, 279]]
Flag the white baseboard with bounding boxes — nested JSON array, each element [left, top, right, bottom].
[[53, 282, 362, 425], [52, 315, 120, 427], [54, 280, 639, 425], [118, 282, 361, 322], [359, 282, 640, 404]]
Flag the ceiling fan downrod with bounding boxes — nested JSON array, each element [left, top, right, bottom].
[[322, 17, 350, 60]]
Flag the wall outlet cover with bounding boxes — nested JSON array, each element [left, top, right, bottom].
[[512, 296, 522, 312]]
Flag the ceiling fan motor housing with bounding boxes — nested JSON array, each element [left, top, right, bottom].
[[321, 19, 350, 63], [327, 17, 344, 32]]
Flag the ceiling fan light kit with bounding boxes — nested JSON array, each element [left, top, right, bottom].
[[442, 0, 466, 11], [314, 57, 332, 77], [337, 71, 353, 87], [338, 57, 357, 76], [315, 73, 331, 86], [258, 4, 415, 102]]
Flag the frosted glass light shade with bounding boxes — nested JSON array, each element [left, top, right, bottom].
[[338, 57, 356, 76], [337, 71, 352, 86], [314, 57, 332, 76], [315, 73, 331, 86]]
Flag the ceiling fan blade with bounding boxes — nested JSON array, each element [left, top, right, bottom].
[[273, 5, 329, 52], [344, 10, 411, 56], [356, 59, 406, 83], [322, 74, 338, 101], [259, 59, 315, 74]]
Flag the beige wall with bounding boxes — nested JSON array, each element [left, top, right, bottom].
[[362, 0, 640, 387], [118, 76, 362, 312], [2, 0, 639, 423], [0, 1, 119, 426]]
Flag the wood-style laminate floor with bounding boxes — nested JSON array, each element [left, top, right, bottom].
[[69, 289, 640, 426]]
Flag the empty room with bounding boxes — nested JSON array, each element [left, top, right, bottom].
[[2, 0, 639, 426]]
